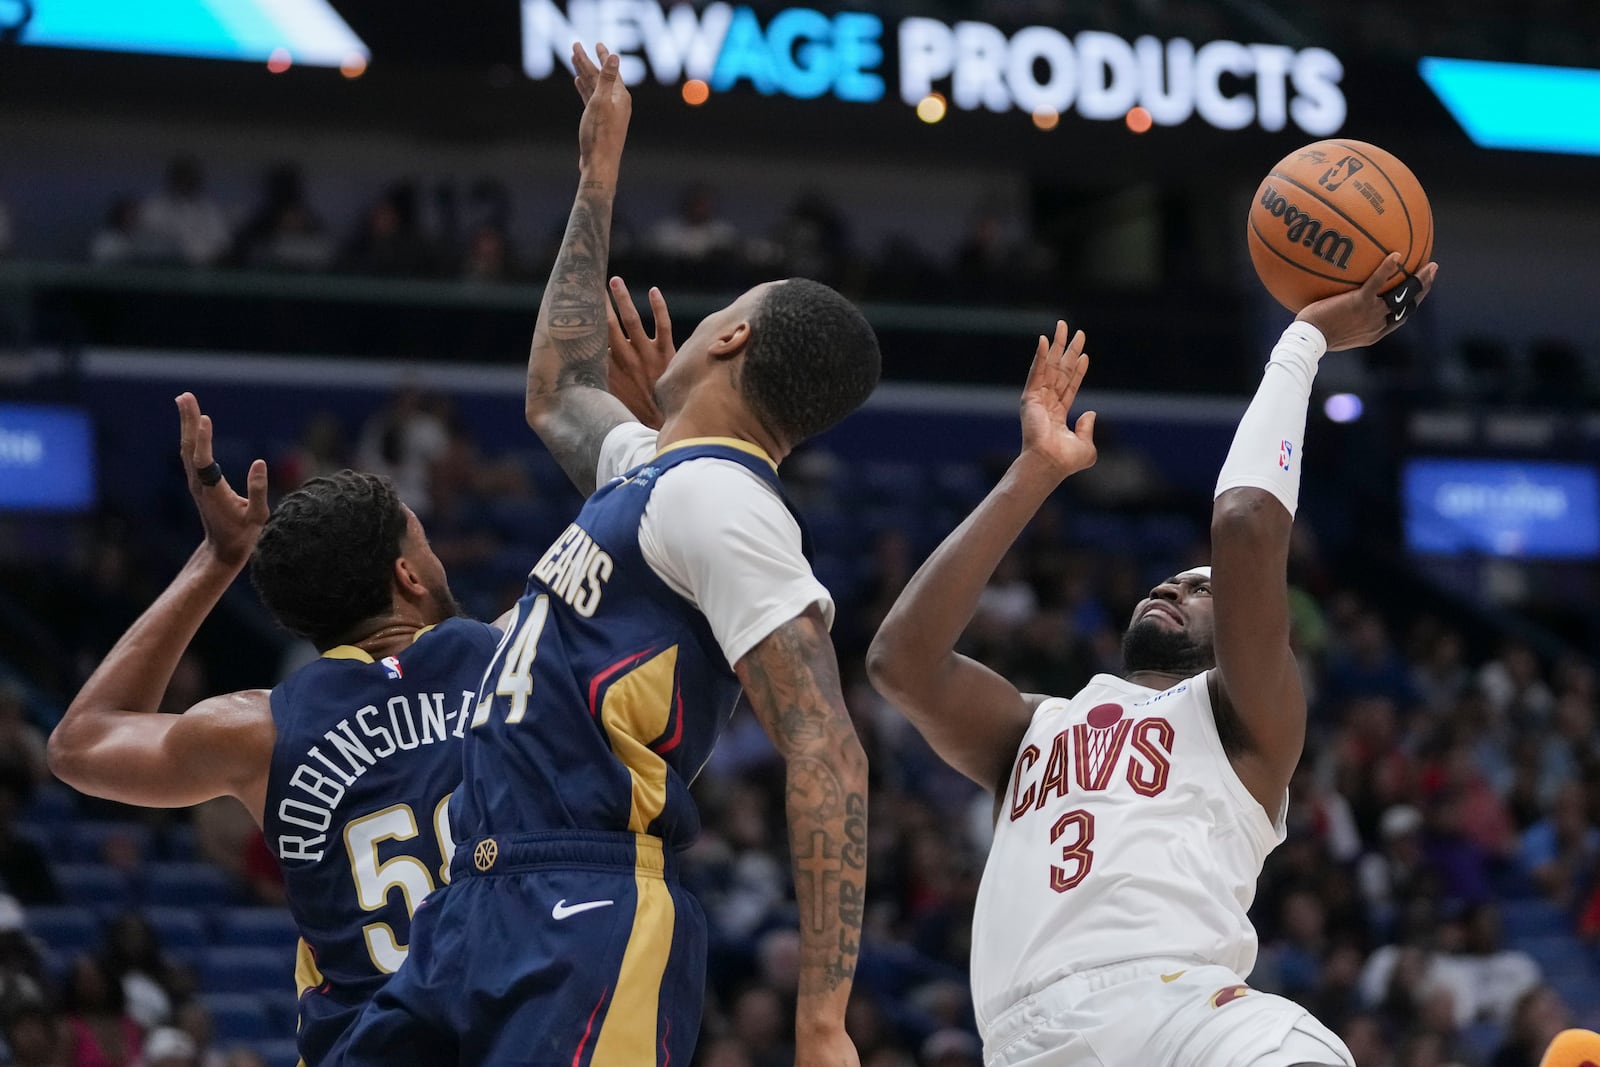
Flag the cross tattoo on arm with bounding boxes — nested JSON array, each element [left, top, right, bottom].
[[795, 829, 843, 934]]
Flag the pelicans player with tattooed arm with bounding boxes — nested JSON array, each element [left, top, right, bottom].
[[335, 43, 878, 1067], [48, 395, 504, 1066], [868, 253, 1437, 1067]]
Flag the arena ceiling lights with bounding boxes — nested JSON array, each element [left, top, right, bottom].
[[15, 0, 369, 68]]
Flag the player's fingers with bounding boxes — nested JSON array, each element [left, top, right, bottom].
[[1049, 319, 1070, 360], [1075, 410, 1097, 443], [572, 42, 597, 78], [611, 277, 647, 342], [195, 413, 215, 469], [598, 51, 620, 91], [1066, 351, 1091, 397], [648, 286, 672, 346], [176, 393, 199, 460], [1361, 252, 1403, 297], [595, 42, 611, 63], [606, 301, 632, 360], [1065, 328, 1087, 364], [1024, 335, 1049, 391], [245, 460, 270, 522], [1414, 262, 1440, 306]]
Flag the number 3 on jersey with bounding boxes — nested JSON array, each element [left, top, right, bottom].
[[1050, 808, 1095, 893], [472, 595, 550, 727]]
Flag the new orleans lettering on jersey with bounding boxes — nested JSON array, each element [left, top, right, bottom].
[[455, 441, 810, 850], [263, 617, 502, 1067]]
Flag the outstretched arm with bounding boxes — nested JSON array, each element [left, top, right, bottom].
[[525, 44, 638, 494], [48, 394, 275, 821], [737, 607, 867, 1067], [867, 322, 1097, 793], [1213, 253, 1438, 808]]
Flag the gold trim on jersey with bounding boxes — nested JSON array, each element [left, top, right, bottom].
[[294, 936, 324, 1000], [656, 436, 777, 471], [320, 625, 438, 663], [589, 835, 675, 1066], [599, 646, 679, 833]]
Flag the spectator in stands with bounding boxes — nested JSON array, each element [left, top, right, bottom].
[[274, 412, 350, 493], [1480, 642, 1556, 726], [648, 184, 740, 270], [1358, 804, 1433, 937], [231, 164, 333, 273], [62, 955, 141, 1067], [355, 389, 449, 518], [136, 158, 231, 268], [1323, 610, 1418, 711], [100, 914, 180, 1030], [1411, 626, 1472, 713], [1338, 1013, 1392, 1067], [139, 1027, 195, 1067], [1493, 984, 1572, 1067], [0, 895, 49, 1018], [770, 193, 850, 287], [87, 199, 143, 267], [2, 1004, 64, 1067], [920, 1028, 982, 1067], [0, 770, 57, 905], [459, 224, 516, 282], [171, 1001, 225, 1067], [0, 683, 48, 789], [1437, 903, 1542, 1026], [338, 183, 435, 277], [1520, 783, 1600, 907], [728, 984, 792, 1067]]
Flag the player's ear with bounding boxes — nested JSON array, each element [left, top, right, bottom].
[[393, 555, 429, 599], [707, 319, 750, 363]]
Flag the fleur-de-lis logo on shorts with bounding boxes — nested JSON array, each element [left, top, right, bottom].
[[473, 839, 499, 872]]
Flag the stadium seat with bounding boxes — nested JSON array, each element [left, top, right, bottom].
[[252, 1038, 302, 1067], [71, 821, 153, 865], [1518, 935, 1592, 976], [24, 906, 101, 956], [200, 993, 271, 1042], [159, 824, 199, 862], [218, 908, 300, 950], [144, 906, 209, 952], [200, 946, 296, 994], [1501, 899, 1570, 939], [142, 863, 239, 908], [1459, 1020, 1505, 1055], [52, 864, 133, 910], [20, 784, 77, 827]]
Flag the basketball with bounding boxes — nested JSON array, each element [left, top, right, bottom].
[[1247, 139, 1433, 312]]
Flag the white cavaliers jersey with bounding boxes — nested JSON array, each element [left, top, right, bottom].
[[970, 672, 1287, 1029]]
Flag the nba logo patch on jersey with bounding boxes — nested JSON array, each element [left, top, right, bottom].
[[381, 656, 403, 680], [1278, 440, 1292, 471]]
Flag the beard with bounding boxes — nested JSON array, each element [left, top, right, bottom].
[[1121, 618, 1214, 676], [424, 578, 465, 624]]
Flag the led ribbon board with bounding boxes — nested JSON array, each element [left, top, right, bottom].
[[1420, 57, 1600, 157], [18, 0, 368, 67]]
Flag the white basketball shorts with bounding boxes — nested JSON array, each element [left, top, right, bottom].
[[981, 958, 1354, 1067]]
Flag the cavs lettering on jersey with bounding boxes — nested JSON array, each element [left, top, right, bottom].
[[970, 672, 1287, 1031], [454, 434, 824, 847], [263, 617, 501, 1067]]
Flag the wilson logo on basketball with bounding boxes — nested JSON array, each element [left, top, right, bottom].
[[1258, 184, 1355, 270]]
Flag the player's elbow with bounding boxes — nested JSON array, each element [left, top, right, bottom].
[[524, 393, 556, 434], [1211, 488, 1289, 544], [46, 720, 90, 787], [865, 630, 915, 703]]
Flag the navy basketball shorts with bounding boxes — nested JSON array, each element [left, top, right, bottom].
[[331, 830, 707, 1067]]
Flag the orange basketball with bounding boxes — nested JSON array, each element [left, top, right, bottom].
[[1247, 139, 1433, 312]]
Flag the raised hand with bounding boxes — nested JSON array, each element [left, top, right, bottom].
[[1297, 252, 1439, 352], [607, 276, 673, 428], [571, 43, 631, 180], [176, 392, 268, 569], [1019, 320, 1097, 478]]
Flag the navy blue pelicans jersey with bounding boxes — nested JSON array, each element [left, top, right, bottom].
[[453, 439, 810, 848], [263, 617, 500, 1066]]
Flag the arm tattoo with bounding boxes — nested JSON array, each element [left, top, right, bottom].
[[527, 188, 630, 494], [739, 616, 869, 1001]]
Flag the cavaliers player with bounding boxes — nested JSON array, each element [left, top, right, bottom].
[[868, 254, 1437, 1066], [334, 45, 877, 1067], [48, 395, 504, 1066]]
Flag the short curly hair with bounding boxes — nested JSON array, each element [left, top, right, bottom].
[[741, 279, 881, 446], [249, 470, 407, 650]]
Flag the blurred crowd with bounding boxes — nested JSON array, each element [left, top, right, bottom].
[[0, 392, 1598, 1067], [69, 157, 1063, 306]]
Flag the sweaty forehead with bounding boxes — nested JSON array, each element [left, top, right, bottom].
[[1169, 567, 1211, 585]]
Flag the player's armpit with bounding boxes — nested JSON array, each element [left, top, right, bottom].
[[1210, 486, 1306, 807], [735, 607, 867, 1038], [47, 691, 274, 821]]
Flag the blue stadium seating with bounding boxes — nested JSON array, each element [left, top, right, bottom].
[[24, 906, 100, 956], [200, 992, 271, 1042], [70, 821, 153, 865], [1518, 935, 1592, 975], [142, 862, 238, 908], [52, 863, 133, 910], [200, 946, 296, 994], [252, 1038, 302, 1067], [218, 908, 300, 950], [1500, 898, 1570, 939], [19, 784, 77, 827], [144, 906, 208, 952], [159, 824, 199, 862]]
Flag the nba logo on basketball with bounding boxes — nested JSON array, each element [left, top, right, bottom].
[[381, 656, 403, 680], [1278, 440, 1292, 471]]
